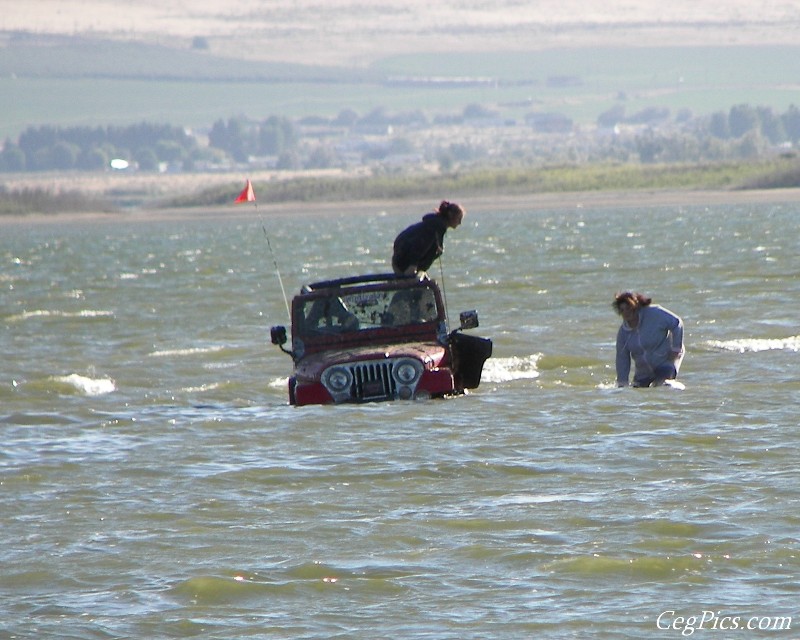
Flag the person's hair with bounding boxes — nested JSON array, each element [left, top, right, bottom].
[[612, 291, 652, 315], [436, 200, 464, 222]]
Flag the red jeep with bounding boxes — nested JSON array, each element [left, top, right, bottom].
[[270, 273, 492, 405]]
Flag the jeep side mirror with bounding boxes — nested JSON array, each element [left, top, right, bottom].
[[459, 310, 479, 330], [270, 325, 295, 359], [270, 325, 287, 346]]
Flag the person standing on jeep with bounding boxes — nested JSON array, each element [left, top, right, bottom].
[[391, 200, 465, 276]]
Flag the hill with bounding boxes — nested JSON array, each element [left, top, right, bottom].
[[3, 0, 800, 66]]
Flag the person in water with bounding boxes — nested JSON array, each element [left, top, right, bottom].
[[613, 291, 685, 387], [391, 200, 465, 276]]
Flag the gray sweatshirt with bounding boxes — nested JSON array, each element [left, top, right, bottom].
[[616, 304, 684, 386]]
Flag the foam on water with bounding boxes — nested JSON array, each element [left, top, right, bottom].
[[6, 309, 115, 322], [481, 354, 540, 382], [149, 345, 227, 357], [706, 335, 800, 352], [51, 373, 116, 396]]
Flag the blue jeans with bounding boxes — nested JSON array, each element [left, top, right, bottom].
[[632, 363, 678, 387]]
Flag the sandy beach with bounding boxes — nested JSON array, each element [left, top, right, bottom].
[[4, 187, 800, 226]]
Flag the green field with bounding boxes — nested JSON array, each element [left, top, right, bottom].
[[2, 39, 800, 139], [6, 155, 798, 215], [172, 157, 800, 208]]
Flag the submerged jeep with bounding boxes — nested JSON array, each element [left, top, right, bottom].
[[270, 273, 492, 406]]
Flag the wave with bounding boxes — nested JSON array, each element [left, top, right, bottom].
[[6, 309, 114, 322], [481, 354, 540, 383], [266, 356, 540, 389], [0, 412, 81, 425], [181, 382, 222, 393], [268, 376, 290, 389], [544, 554, 704, 579], [171, 563, 405, 606], [149, 345, 226, 358], [51, 374, 116, 396], [706, 336, 800, 353]]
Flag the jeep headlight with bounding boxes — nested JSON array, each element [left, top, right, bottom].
[[323, 366, 352, 393], [393, 359, 422, 385]]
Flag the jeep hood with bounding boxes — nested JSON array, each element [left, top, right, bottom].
[[295, 342, 447, 381]]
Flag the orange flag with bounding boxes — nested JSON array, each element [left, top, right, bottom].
[[234, 179, 256, 203]]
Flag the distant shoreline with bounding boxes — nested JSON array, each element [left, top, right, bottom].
[[4, 187, 800, 226]]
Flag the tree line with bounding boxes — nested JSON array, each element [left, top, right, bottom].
[[1, 103, 800, 174], [0, 117, 299, 173], [1, 122, 197, 172]]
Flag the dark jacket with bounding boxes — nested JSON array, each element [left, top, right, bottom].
[[392, 213, 449, 274]]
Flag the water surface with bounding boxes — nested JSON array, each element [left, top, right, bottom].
[[2, 197, 799, 638]]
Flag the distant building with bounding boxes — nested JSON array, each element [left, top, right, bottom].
[[525, 112, 574, 134]]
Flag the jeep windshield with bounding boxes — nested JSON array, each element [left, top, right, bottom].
[[294, 281, 442, 338]]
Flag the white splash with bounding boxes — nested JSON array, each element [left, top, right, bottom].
[[707, 336, 800, 353], [481, 354, 541, 383], [268, 376, 290, 389], [149, 346, 226, 357], [7, 309, 114, 322], [54, 374, 116, 396], [182, 383, 222, 393]]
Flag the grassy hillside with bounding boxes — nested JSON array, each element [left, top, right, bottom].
[[2, 37, 800, 139], [169, 158, 800, 208], [0, 36, 378, 83], [6, 157, 798, 215]]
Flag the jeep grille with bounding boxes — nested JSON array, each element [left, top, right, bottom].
[[352, 361, 396, 401]]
